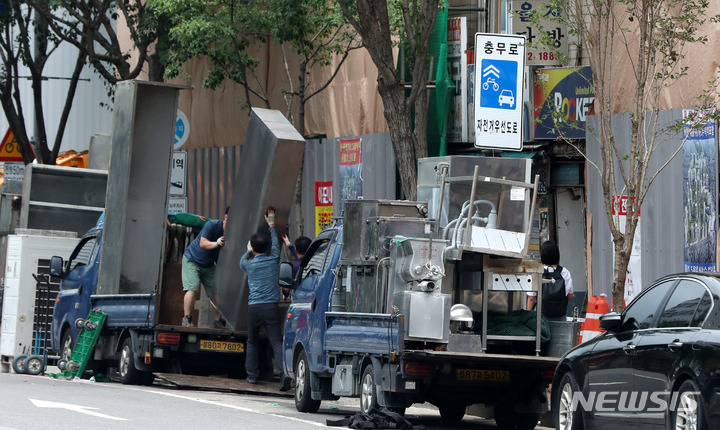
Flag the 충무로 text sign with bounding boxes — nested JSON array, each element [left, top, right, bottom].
[[474, 33, 526, 151]]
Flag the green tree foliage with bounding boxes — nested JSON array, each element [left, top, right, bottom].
[[0, 1, 86, 164]]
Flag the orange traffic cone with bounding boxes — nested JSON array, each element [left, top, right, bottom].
[[579, 294, 610, 343]]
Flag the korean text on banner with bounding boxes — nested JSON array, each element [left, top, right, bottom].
[[315, 181, 333, 236], [339, 138, 362, 210]]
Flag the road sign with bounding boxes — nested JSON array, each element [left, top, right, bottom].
[[3, 162, 24, 182], [170, 151, 187, 196], [174, 110, 189, 150], [169, 197, 187, 213], [0, 128, 33, 162], [474, 33, 526, 151]]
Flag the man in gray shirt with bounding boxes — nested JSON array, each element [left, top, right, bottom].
[[239, 208, 289, 390]]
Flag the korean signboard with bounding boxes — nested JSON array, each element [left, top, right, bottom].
[[315, 181, 333, 236], [512, 0, 568, 66], [447, 17, 468, 143], [474, 33, 526, 151], [339, 138, 362, 210], [533, 66, 594, 139], [170, 151, 187, 196]]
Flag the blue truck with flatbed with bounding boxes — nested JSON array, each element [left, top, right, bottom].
[[282, 158, 565, 429]]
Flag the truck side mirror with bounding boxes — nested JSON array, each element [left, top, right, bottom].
[[278, 262, 295, 289], [50, 256, 65, 278]]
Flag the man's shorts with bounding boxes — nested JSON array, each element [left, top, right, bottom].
[[182, 255, 216, 296]]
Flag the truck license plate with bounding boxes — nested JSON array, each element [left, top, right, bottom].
[[199, 340, 245, 353], [456, 369, 510, 382]]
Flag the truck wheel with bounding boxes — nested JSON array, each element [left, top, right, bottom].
[[294, 350, 320, 413], [12, 355, 27, 374], [60, 329, 74, 362], [439, 403, 466, 421], [119, 337, 141, 385], [554, 372, 583, 430], [360, 364, 379, 414], [24, 355, 45, 375]]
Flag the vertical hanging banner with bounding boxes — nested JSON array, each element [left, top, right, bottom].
[[339, 138, 363, 211], [612, 196, 642, 305], [682, 109, 717, 272], [315, 181, 334, 236], [447, 17, 468, 142]]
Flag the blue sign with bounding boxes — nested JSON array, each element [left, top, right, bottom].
[[174, 110, 189, 150], [480, 59, 517, 110], [474, 33, 526, 151]]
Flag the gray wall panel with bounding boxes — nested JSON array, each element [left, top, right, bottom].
[[300, 132, 396, 239], [587, 109, 685, 299]]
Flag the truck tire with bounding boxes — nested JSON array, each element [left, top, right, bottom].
[[60, 328, 74, 362], [360, 364, 379, 414], [439, 403, 466, 421], [24, 355, 45, 375], [12, 355, 27, 374], [554, 371, 583, 430], [294, 349, 320, 413], [119, 337, 141, 385]]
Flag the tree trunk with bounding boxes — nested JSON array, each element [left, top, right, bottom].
[[377, 75, 418, 200]]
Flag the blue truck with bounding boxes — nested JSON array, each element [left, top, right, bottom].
[[282, 159, 567, 429], [48, 83, 306, 385]]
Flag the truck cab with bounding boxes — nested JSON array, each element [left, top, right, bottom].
[[50, 226, 102, 362]]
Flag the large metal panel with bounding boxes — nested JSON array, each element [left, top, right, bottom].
[[417, 156, 531, 231], [19, 164, 107, 236], [215, 108, 306, 330], [97, 81, 182, 296]]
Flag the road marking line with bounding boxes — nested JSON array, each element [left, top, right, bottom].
[[30, 399, 128, 421], [128, 388, 328, 427]]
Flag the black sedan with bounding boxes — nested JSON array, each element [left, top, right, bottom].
[[551, 273, 720, 430]]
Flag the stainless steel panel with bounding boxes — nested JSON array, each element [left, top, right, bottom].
[[397, 290, 450, 342], [342, 200, 428, 261], [215, 108, 305, 330], [19, 164, 107, 236], [88, 134, 111, 171], [417, 156, 531, 232], [331, 364, 356, 395], [98, 81, 182, 296]]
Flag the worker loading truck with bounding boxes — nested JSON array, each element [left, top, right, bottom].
[[282, 156, 571, 429], [49, 82, 305, 385]]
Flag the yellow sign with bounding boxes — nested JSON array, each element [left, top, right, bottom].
[[0, 128, 32, 162]]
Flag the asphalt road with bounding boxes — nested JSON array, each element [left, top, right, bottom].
[[0, 371, 553, 430]]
